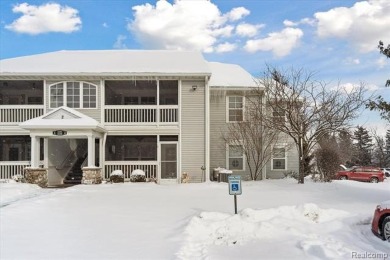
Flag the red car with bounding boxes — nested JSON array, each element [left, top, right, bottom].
[[372, 201, 390, 241], [335, 166, 385, 183]]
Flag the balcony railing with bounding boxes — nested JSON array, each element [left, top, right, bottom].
[[104, 105, 178, 125], [104, 161, 157, 180], [0, 105, 44, 124], [0, 161, 44, 180]]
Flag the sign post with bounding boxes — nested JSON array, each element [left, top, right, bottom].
[[228, 175, 242, 214]]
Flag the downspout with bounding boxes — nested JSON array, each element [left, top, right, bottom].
[[205, 75, 210, 182]]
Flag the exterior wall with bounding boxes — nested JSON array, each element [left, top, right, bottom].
[[266, 140, 300, 179], [181, 80, 205, 182], [210, 89, 254, 180], [46, 80, 101, 122]]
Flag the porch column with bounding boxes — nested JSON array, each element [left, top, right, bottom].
[[87, 135, 95, 167], [30, 136, 40, 168]]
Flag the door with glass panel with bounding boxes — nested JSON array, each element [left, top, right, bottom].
[[160, 142, 178, 182]]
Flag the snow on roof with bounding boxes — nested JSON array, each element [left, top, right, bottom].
[[208, 62, 258, 88], [19, 106, 105, 132], [0, 50, 211, 76]]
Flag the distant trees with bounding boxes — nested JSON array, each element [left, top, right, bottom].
[[367, 41, 390, 122], [353, 126, 373, 166], [258, 66, 368, 184]]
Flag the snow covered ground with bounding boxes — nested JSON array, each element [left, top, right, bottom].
[[1, 178, 389, 260]]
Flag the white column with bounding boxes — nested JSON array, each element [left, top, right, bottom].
[[30, 136, 40, 168], [87, 135, 95, 167]]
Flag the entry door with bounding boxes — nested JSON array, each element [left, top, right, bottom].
[[160, 143, 178, 181]]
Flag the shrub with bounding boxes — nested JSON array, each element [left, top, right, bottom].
[[130, 169, 146, 182]]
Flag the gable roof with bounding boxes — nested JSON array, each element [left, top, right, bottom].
[[19, 106, 105, 132], [0, 50, 211, 76], [207, 62, 258, 88]]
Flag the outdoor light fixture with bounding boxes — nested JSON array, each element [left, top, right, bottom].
[[192, 85, 197, 91]]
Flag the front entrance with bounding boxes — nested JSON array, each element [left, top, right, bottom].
[[159, 142, 178, 184]]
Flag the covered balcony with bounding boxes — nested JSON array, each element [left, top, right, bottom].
[[104, 80, 179, 125], [0, 80, 44, 124]]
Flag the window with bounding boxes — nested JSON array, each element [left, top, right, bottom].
[[159, 80, 178, 105], [83, 83, 97, 108], [66, 82, 80, 108], [105, 136, 157, 161], [228, 96, 244, 122], [105, 80, 157, 105], [228, 145, 244, 170], [50, 83, 64, 108], [0, 80, 43, 105], [272, 107, 286, 123], [49, 81, 97, 109], [272, 147, 286, 170]]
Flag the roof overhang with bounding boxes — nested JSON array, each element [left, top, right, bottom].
[[19, 106, 106, 133]]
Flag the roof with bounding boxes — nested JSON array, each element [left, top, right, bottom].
[[0, 50, 259, 89], [207, 62, 258, 88], [19, 106, 105, 132], [0, 50, 211, 76]]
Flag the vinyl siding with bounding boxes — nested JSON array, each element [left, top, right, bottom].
[[210, 89, 254, 180], [45, 80, 101, 122], [266, 140, 299, 179], [181, 80, 205, 182]]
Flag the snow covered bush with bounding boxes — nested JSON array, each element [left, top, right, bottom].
[[12, 174, 26, 183], [283, 170, 299, 180], [109, 170, 124, 183], [130, 169, 146, 182]]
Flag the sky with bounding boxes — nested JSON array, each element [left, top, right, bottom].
[[0, 0, 389, 134]]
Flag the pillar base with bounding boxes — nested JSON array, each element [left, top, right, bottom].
[[24, 168, 48, 188], [82, 167, 102, 184]]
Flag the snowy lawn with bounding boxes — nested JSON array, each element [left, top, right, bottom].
[[1, 178, 389, 260]]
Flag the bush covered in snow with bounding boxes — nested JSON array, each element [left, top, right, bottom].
[[109, 170, 124, 183], [130, 169, 146, 182], [12, 174, 26, 183], [283, 170, 299, 180]]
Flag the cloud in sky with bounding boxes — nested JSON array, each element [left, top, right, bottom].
[[244, 28, 303, 57], [113, 35, 128, 49], [314, 0, 390, 52], [5, 3, 81, 35], [129, 0, 273, 54]]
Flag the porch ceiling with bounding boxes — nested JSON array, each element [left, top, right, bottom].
[[19, 106, 106, 133]]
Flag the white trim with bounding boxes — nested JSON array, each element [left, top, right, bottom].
[[178, 79, 182, 181], [48, 81, 98, 109], [271, 144, 288, 171], [226, 96, 245, 123], [159, 140, 179, 184], [226, 143, 246, 171]]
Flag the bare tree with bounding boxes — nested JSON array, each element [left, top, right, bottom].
[[315, 133, 342, 182], [258, 66, 368, 184], [223, 92, 286, 180]]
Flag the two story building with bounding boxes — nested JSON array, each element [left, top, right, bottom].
[[0, 50, 299, 186]]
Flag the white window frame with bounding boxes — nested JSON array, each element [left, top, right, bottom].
[[226, 96, 245, 123], [271, 145, 287, 171], [226, 143, 245, 171], [49, 81, 97, 109]]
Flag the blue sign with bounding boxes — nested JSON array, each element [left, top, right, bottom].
[[228, 176, 242, 195]]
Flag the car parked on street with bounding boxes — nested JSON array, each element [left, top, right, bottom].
[[335, 166, 385, 183], [381, 168, 390, 178], [372, 201, 390, 242]]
